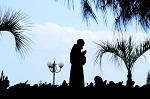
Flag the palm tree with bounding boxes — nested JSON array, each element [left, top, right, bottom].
[[146, 70, 150, 85], [0, 7, 33, 59], [56, 0, 150, 32], [94, 35, 150, 86]]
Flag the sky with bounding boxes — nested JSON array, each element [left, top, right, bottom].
[[0, 0, 150, 87]]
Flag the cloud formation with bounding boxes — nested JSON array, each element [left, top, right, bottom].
[[27, 22, 150, 86], [1, 22, 150, 86]]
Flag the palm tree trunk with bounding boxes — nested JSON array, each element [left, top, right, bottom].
[[126, 69, 133, 87]]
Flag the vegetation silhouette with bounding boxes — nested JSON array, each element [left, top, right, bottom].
[[0, 7, 33, 59], [146, 70, 150, 85], [1, 35, 150, 97], [94, 34, 150, 87], [55, 0, 150, 33], [0, 70, 10, 91], [0, 7, 33, 97], [0, 72, 150, 98], [1, 1, 150, 98]]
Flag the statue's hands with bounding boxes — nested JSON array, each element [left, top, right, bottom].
[[82, 50, 87, 55]]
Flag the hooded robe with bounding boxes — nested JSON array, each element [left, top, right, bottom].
[[69, 44, 86, 89]]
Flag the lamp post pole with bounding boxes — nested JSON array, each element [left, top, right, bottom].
[[52, 61, 56, 85], [47, 61, 64, 85]]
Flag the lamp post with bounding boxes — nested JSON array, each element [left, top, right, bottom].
[[47, 61, 64, 85]]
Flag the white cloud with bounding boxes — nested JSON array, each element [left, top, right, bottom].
[[1, 22, 150, 86], [26, 22, 150, 87]]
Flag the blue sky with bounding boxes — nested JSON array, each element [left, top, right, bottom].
[[1, 0, 150, 87]]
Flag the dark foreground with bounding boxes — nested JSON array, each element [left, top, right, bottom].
[[0, 79, 150, 98]]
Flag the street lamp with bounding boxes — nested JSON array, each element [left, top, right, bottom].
[[47, 61, 64, 85]]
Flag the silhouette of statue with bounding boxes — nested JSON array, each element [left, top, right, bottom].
[[69, 39, 86, 90]]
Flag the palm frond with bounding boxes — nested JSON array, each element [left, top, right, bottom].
[[64, 0, 150, 32], [94, 35, 150, 71], [133, 38, 150, 62], [93, 40, 122, 70], [81, 0, 98, 25], [0, 7, 33, 59]]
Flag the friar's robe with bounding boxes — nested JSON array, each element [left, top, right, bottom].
[[69, 44, 86, 89]]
